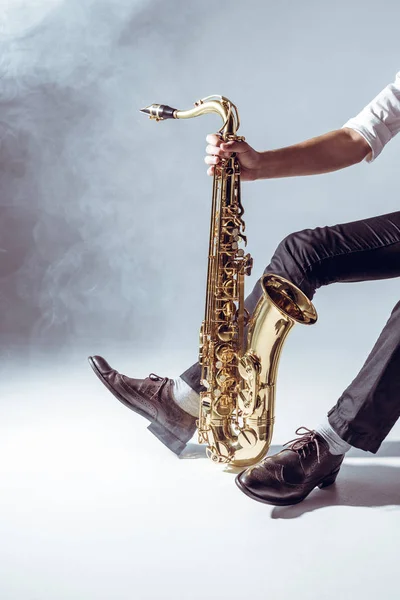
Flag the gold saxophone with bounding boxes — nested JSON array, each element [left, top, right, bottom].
[[141, 96, 317, 467]]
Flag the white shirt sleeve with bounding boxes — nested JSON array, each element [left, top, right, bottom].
[[342, 71, 400, 162]]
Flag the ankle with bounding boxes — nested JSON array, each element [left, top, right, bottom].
[[171, 377, 200, 418], [315, 418, 351, 455]]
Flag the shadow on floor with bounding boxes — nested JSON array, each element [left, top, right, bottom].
[[181, 440, 400, 515], [270, 462, 400, 518]]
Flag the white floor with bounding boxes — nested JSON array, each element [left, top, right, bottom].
[[1, 359, 400, 600]]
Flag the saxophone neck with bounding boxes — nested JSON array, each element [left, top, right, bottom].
[[140, 95, 240, 139]]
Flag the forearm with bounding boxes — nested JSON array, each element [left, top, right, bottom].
[[256, 128, 372, 180]]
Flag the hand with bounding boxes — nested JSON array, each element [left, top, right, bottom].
[[204, 134, 262, 181]]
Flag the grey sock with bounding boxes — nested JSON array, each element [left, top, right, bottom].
[[171, 377, 200, 418], [315, 417, 352, 455]]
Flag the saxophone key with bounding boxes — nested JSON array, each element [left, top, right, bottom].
[[220, 300, 236, 318], [217, 323, 235, 342], [222, 279, 237, 298], [214, 395, 232, 417], [215, 344, 235, 364], [201, 395, 212, 409]]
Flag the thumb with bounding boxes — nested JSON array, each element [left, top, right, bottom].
[[220, 140, 249, 153]]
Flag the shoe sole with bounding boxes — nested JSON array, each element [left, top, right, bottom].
[[88, 357, 191, 457], [235, 467, 341, 506]]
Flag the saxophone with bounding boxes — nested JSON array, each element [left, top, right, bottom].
[[141, 96, 317, 467]]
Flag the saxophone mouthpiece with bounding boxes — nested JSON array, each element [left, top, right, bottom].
[[139, 104, 177, 121]]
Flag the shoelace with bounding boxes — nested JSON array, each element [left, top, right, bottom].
[[148, 373, 169, 399], [283, 426, 321, 464]]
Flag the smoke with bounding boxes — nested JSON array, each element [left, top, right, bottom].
[[0, 0, 177, 362], [0, 0, 399, 378]]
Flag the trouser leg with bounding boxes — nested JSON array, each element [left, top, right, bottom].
[[180, 210, 400, 452], [327, 299, 400, 452]]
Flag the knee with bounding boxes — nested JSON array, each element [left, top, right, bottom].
[[269, 228, 321, 299], [273, 228, 317, 274]]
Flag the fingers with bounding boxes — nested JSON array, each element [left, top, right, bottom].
[[204, 134, 232, 174], [205, 156, 220, 168], [220, 140, 249, 153], [206, 133, 222, 146], [205, 134, 248, 176], [205, 144, 232, 158]]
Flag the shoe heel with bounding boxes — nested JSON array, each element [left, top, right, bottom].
[[147, 421, 188, 456], [318, 467, 340, 489]]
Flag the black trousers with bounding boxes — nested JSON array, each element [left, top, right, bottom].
[[181, 210, 400, 453]]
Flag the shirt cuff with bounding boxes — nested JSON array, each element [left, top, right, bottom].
[[341, 114, 393, 163]]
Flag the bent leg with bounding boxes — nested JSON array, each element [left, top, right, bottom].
[[245, 209, 400, 313], [181, 210, 400, 425]]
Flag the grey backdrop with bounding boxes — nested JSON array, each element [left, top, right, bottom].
[[1, 0, 399, 404], [2, 4, 400, 598]]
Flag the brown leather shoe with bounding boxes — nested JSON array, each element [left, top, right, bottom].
[[235, 427, 344, 506], [88, 355, 197, 456]]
